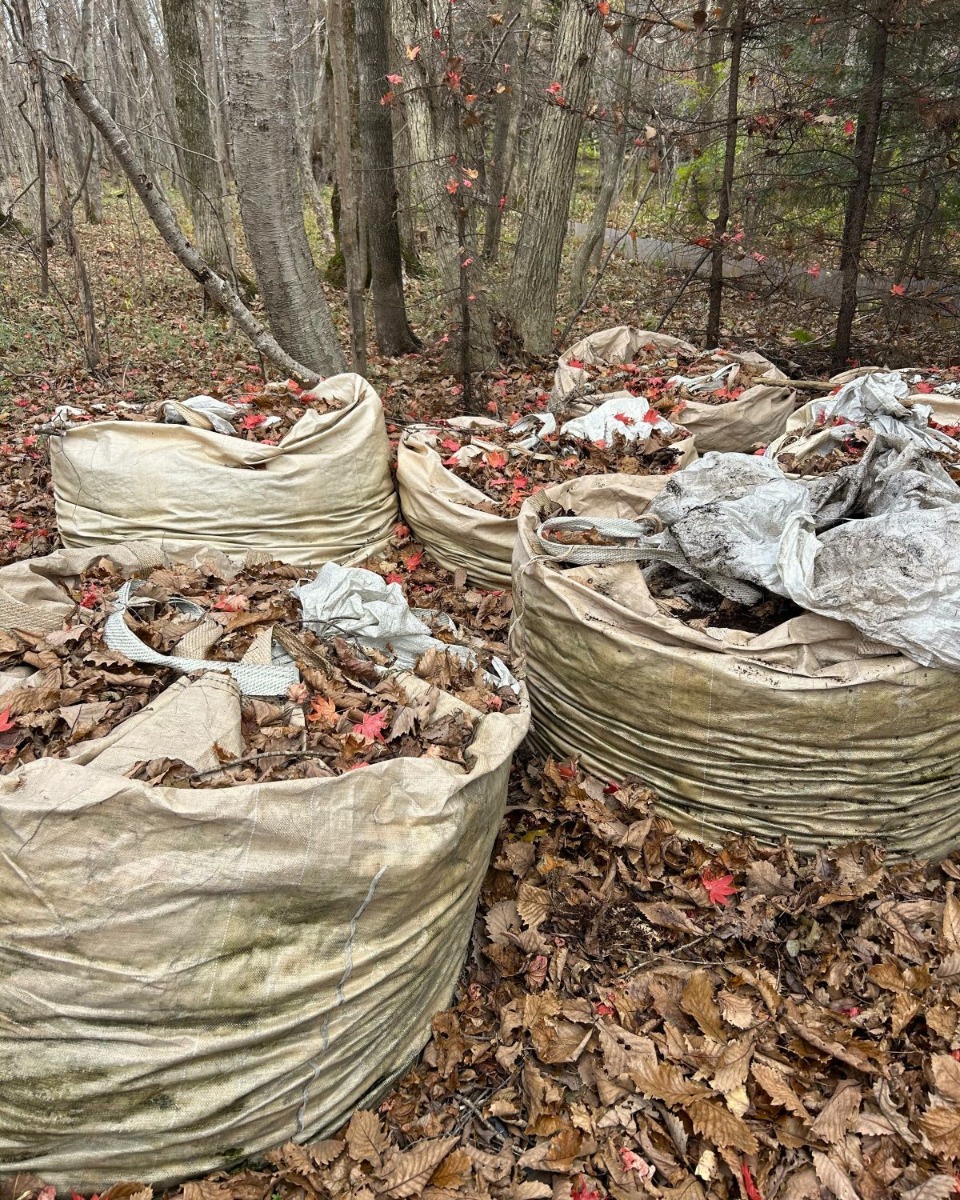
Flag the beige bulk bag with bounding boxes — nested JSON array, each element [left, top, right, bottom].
[[553, 326, 796, 453], [511, 474, 960, 859], [397, 417, 696, 590], [50, 373, 398, 566], [0, 545, 528, 1189]]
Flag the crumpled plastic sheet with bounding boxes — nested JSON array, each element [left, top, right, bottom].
[[294, 563, 520, 692], [536, 432, 960, 671], [445, 396, 680, 458], [766, 371, 960, 465]]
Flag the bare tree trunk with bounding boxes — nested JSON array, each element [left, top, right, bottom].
[[354, 0, 418, 354], [122, 0, 189, 184], [482, 8, 526, 263], [504, 0, 602, 355], [392, 0, 496, 370], [14, 0, 101, 370], [159, 0, 232, 275], [63, 70, 324, 385], [79, 0, 103, 222], [328, 0, 367, 372], [221, 0, 345, 376], [832, 0, 892, 372], [704, 0, 745, 347], [570, 10, 636, 306]]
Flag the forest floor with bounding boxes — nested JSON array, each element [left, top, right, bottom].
[[1, 200, 960, 1200]]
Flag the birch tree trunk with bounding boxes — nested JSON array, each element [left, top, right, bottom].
[[504, 0, 602, 355], [160, 0, 232, 275], [354, 0, 418, 354], [221, 0, 346, 376]]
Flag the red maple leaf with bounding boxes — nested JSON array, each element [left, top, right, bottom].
[[402, 548, 424, 571], [485, 449, 508, 468], [642, 408, 660, 424], [843, 118, 855, 135], [567, 358, 585, 370], [307, 696, 337, 725], [79, 585, 101, 609], [702, 871, 737, 906], [354, 710, 387, 741], [614, 412, 636, 427], [915, 381, 935, 394], [440, 437, 462, 451], [0, 707, 16, 732], [890, 283, 906, 296], [394, 522, 410, 539], [741, 1161, 764, 1200], [241, 412, 266, 430], [384, 572, 405, 585], [214, 593, 250, 612]]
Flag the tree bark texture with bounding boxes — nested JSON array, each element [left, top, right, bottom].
[[570, 9, 636, 305], [160, 0, 232, 274], [79, 0, 104, 222], [123, 0, 189, 183], [705, 0, 745, 347], [14, 0, 101, 370], [505, 0, 602, 355], [63, 71, 324, 385], [392, 0, 497, 371], [354, 0, 419, 354], [328, 0, 368, 372], [221, 0, 346, 376], [831, 0, 892, 371]]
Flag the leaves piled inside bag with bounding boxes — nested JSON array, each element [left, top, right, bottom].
[[0, 548, 520, 782], [415, 396, 692, 517]]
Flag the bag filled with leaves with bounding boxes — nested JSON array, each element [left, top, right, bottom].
[[0, 541, 528, 1189], [552, 325, 797, 453], [50, 373, 399, 566], [768, 369, 960, 476], [511, 470, 960, 858], [396, 400, 695, 589]]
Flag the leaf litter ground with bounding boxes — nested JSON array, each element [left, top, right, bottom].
[[3, 203, 960, 1200]]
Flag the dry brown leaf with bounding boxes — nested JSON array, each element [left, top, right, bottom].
[[686, 1097, 758, 1154], [812, 1149, 861, 1200], [346, 1109, 391, 1169], [517, 881, 552, 928], [751, 1062, 809, 1120], [931, 1053, 960, 1103], [809, 1081, 862, 1143], [901, 1177, 960, 1200], [380, 1137, 460, 1197], [944, 890, 960, 952], [631, 1059, 710, 1108], [428, 1148, 472, 1191], [712, 1034, 753, 1094], [919, 1104, 960, 1155], [679, 970, 726, 1042]]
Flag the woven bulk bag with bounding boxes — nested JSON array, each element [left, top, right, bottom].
[[0, 544, 528, 1189], [51, 373, 398, 566], [553, 326, 796, 453], [511, 474, 960, 859]]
